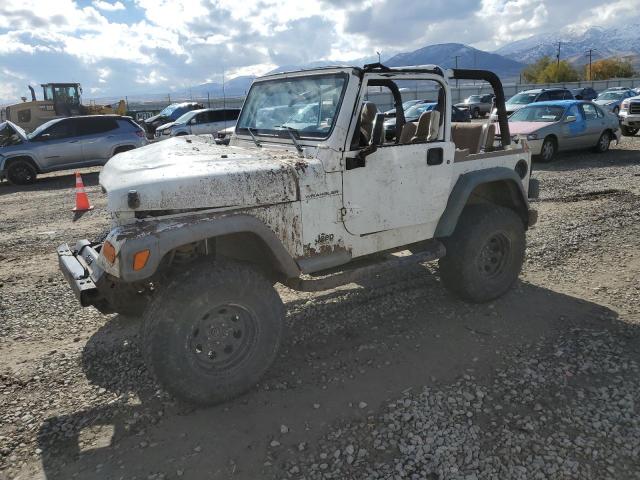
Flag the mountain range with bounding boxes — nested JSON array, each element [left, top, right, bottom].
[[496, 24, 640, 66], [107, 24, 640, 103]]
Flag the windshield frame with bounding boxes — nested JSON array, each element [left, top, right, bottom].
[[236, 72, 350, 141]]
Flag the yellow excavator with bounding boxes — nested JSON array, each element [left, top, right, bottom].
[[2, 83, 126, 132]]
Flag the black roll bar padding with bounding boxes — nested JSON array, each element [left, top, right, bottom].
[[363, 62, 391, 72], [368, 79, 405, 142], [452, 69, 510, 146]]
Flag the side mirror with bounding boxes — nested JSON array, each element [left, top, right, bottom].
[[37, 133, 51, 141], [188, 118, 197, 125], [564, 115, 577, 123]]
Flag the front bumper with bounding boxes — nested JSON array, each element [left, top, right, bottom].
[[619, 113, 640, 128], [57, 240, 104, 307]]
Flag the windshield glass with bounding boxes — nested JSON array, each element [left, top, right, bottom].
[[27, 119, 60, 140], [508, 93, 538, 105], [0, 122, 25, 147], [175, 111, 197, 124], [509, 105, 565, 122], [597, 92, 623, 101], [467, 95, 481, 102], [159, 104, 181, 117], [236, 73, 348, 139], [404, 103, 435, 118]]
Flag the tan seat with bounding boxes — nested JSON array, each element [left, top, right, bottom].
[[399, 121, 417, 144], [427, 110, 440, 142], [480, 123, 496, 151], [451, 123, 485, 154], [359, 102, 378, 146], [411, 111, 432, 143]]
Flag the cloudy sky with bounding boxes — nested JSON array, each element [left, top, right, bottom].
[[0, 0, 637, 102]]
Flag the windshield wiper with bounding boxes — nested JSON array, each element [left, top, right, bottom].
[[275, 125, 303, 156], [247, 127, 262, 148]]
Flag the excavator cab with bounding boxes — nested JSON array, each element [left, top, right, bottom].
[[41, 83, 84, 116]]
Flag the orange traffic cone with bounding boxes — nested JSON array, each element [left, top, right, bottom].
[[72, 172, 94, 212]]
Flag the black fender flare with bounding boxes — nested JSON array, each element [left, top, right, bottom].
[[113, 213, 301, 282], [434, 167, 530, 238]]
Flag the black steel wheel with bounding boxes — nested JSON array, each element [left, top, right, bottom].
[[439, 204, 525, 303], [143, 260, 284, 405]]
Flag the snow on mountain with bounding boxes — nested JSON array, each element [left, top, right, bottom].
[[496, 24, 640, 64]]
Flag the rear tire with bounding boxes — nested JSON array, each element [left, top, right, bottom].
[[621, 125, 638, 137], [142, 260, 284, 405], [439, 204, 525, 303], [594, 131, 611, 153]]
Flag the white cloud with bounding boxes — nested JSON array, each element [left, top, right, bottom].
[[0, 0, 639, 103], [93, 0, 126, 11], [136, 69, 168, 85]]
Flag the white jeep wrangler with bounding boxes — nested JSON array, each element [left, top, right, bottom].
[[58, 64, 538, 405]]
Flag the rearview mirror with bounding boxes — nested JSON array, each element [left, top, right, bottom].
[[564, 115, 577, 123]]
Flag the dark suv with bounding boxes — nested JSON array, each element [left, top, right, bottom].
[[491, 88, 574, 120], [571, 87, 598, 101], [143, 102, 204, 138]]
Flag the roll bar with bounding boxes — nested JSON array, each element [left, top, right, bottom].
[[452, 69, 511, 146]]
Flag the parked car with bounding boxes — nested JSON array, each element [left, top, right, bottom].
[[570, 87, 598, 101], [491, 88, 574, 120], [384, 102, 470, 140], [0, 115, 147, 184], [154, 108, 240, 139], [143, 102, 204, 138], [384, 99, 432, 116], [594, 90, 636, 114], [215, 125, 235, 145], [455, 93, 495, 118], [619, 95, 640, 136], [499, 100, 621, 162]]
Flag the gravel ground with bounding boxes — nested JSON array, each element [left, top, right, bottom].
[[0, 135, 639, 480]]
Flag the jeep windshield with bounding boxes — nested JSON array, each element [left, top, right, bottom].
[[236, 73, 348, 140]]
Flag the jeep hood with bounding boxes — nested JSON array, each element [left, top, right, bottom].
[[100, 135, 300, 212]]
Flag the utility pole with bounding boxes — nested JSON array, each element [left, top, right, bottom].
[[376, 51, 381, 64], [222, 67, 226, 110], [586, 49, 596, 81], [556, 42, 561, 82]]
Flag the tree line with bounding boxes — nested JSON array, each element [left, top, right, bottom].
[[521, 56, 636, 83]]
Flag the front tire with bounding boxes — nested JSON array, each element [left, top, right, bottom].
[[536, 136, 556, 163], [142, 261, 284, 406], [594, 131, 611, 153], [6, 160, 37, 185], [472, 108, 480, 119], [621, 125, 638, 137], [439, 204, 525, 303]]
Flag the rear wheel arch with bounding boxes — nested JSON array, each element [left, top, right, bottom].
[[435, 168, 529, 239]]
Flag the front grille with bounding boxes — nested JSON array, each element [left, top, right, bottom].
[[630, 102, 640, 115]]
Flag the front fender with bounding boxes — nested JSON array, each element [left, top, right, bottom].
[[434, 167, 530, 238], [103, 211, 301, 282]]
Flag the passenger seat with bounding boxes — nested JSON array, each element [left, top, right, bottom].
[[451, 123, 485, 154]]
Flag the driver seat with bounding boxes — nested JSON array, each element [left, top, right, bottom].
[[359, 102, 378, 146]]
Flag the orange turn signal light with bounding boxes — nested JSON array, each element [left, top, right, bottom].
[[102, 241, 116, 264], [133, 249, 150, 271]]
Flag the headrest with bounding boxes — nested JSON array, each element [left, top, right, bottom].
[[361, 102, 377, 124]]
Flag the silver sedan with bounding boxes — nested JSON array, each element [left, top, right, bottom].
[[498, 100, 621, 162]]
